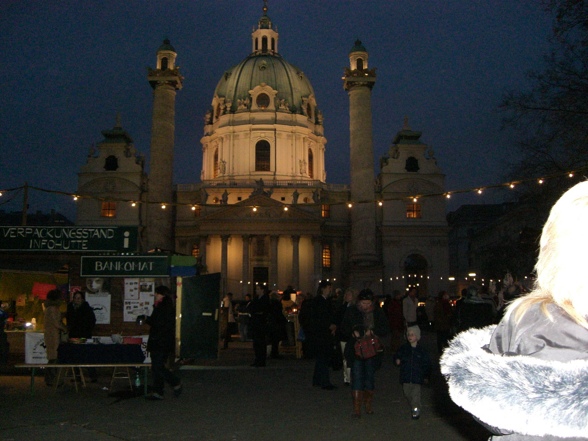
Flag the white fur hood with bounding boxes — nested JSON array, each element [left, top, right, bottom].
[[440, 326, 588, 439]]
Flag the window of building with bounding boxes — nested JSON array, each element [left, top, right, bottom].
[[405, 156, 420, 172], [101, 202, 116, 218], [308, 149, 314, 179], [406, 203, 422, 219], [255, 140, 271, 171], [161, 57, 168, 70], [357, 58, 364, 70], [256, 93, 270, 109], [104, 155, 118, 171], [191, 244, 200, 258], [322, 244, 331, 268], [262, 36, 268, 52], [213, 149, 219, 178], [321, 204, 330, 218]]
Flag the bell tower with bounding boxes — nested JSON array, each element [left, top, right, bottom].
[[343, 40, 378, 268], [146, 39, 183, 252]]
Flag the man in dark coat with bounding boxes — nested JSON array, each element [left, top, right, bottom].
[[66, 291, 97, 381], [249, 284, 270, 367], [310, 280, 337, 390], [143, 285, 181, 400]]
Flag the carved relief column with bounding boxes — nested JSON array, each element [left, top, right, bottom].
[[270, 235, 279, 290], [221, 235, 230, 295], [291, 235, 300, 289], [242, 235, 250, 296]]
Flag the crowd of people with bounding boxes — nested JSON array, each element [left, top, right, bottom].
[[24, 184, 588, 436]]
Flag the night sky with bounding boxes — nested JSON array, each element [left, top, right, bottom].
[[0, 1, 552, 221]]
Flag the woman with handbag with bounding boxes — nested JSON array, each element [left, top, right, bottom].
[[341, 288, 389, 418]]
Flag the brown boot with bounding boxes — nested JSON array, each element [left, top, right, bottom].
[[364, 390, 374, 414], [352, 390, 363, 418]]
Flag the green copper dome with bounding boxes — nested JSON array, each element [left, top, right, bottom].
[[213, 53, 316, 114], [349, 39, 367, 53]]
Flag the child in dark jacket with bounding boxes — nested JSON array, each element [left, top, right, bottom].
[[394, 326, 431, 419]]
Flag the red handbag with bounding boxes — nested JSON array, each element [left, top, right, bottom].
[[354, 335, 384, 360]]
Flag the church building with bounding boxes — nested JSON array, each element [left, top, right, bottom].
[[75, 5, 449, 299]]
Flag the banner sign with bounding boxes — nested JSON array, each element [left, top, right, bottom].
[[81, 256, 169, 277], [0, 226, 138, 252]]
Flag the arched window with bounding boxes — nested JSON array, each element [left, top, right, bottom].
[[213, 149, 219, 178], [271, 38, 275, 52], [357, 58, 364, 70], [308, 148, 314, 179], [255, 39, 259, 51], [255, 140, 271, 171], [262, 36, 268, 52], [161, 57, 168, 70], [256, 93, 270, 109], [405, 156, 420, 172], [104, 155, 118, 171]]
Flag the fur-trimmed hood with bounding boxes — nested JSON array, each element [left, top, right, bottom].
[[440, 326, 588, 439]]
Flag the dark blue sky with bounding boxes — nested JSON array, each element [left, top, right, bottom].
[[0, 1, 552, 220]]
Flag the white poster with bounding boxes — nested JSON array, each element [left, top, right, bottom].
[[87, 293, 111, 324], [25, 332, 47, 364], [123, 278, 155, 322]]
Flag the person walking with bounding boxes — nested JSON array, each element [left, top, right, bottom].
[[394, 326, 431, 420], [249, 284, 270, 367], [334, 288, 356, 386], [341, 288, 389, 417], [441, 181, 588, 440], [433, 290, 453, 354], [402, 287, 419, 329], [310, 280, 337, 390], [142, 285, 182, 400], [66, 291, 97, 381], [43, 289, 67, 386]]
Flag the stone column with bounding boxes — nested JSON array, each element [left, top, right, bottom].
[[270, 235, 279, 290], [312, 235, 322, 285], [146, 42, 182, 252], [199, 235, 208, 270], [343, 42, 378, 267], [221, 235, 230, 294], [242, 235, 250, 296], [291, 235, 300, 289]]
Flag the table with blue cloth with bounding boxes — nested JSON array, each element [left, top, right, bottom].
[[58, 343, 145, 364]]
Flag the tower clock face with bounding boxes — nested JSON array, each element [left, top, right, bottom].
[[256, 93, 270, 109]]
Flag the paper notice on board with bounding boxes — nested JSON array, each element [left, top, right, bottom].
[[125, 278, 139, 300], [123, 278, 155, 321]]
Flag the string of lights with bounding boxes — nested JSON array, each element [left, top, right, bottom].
[[1, 166, 586, 210]]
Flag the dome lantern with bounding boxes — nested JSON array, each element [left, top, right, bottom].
[[252, 1, 278, 55]]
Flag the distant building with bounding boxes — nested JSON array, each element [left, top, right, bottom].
[[75, 5, 449, 298], [0, 209, 73, 227]]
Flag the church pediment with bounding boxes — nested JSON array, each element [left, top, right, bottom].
[[200, 194, 321, 223]]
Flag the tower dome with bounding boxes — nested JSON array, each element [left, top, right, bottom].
[[200, 6, 327, 184]]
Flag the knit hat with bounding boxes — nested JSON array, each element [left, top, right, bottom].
[[407, 325, 421, 340], [357, 288, 374, 301]]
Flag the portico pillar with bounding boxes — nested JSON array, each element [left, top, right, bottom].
[[221, 234, 229, 295], [242, 235, 250, 296], [270, 235, 279, 290], [312, 235, 322, 285], [199, 235, 208, 269], [291, 235, 300, 289]]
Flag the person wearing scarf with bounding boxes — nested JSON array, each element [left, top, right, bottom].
[[341, 288, 389, 417]]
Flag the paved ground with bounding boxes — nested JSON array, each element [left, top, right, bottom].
[[0, 331, 491, 441]]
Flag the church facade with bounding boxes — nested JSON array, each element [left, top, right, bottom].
[[76, 6, 449, 299]]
